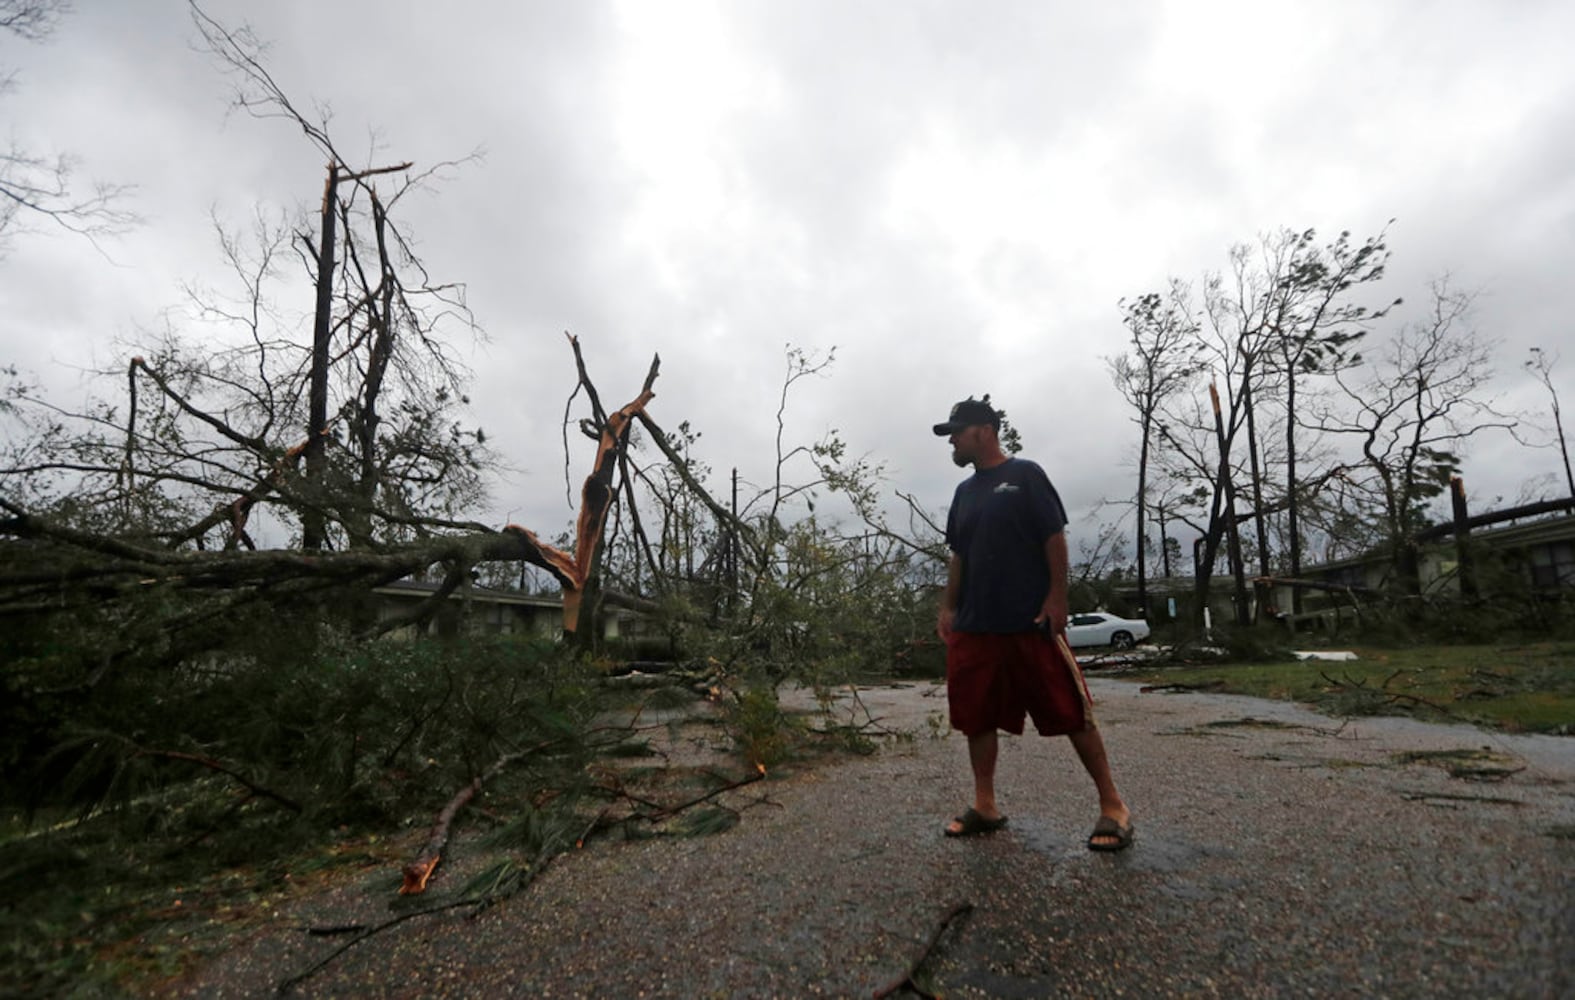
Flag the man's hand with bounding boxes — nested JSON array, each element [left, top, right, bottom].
[[1034, 593, 1068, 635], [936, 605, 955, 642], [1039, 531, 1070, 634], [938, 553, 962, 642]]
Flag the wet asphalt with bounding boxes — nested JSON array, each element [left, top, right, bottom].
[[170, 677, 1574, 999]]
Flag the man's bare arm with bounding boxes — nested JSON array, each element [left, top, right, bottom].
[[937, 552, 962, 640], [1037, 530, 1069, 633]]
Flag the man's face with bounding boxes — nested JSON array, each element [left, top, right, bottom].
[[948, 424, 984, 467]]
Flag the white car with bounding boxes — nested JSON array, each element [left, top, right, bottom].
[[1065, 612, 1151, 650]]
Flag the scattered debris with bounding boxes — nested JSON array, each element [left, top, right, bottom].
[[1139, 681, 1228, 694], [1392, 747, 1526, 782], [1398, 791, 1526, 807], [1159, 715, 1352, 740], [1318, 669, 1459, 720], [1202, 717, 1298, 730], [401, 743, 555, 895]]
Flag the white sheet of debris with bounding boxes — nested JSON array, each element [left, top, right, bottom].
[[1291, 650, 1359, 662]]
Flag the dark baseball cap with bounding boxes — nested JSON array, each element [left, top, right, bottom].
[[932, 397, 1000, 435]]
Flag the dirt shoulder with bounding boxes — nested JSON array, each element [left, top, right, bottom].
[[164, 678, 1574, 998]]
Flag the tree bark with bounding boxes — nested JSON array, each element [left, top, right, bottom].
[[1285, 373, 1304, 613], [560, 335, 661, 635], [303, 162, 339, 552], [1449, 476, 1477, 600], [1134, 415, 1150, 617], [1241, 376, 1272, 582], [1208, 382, 1250, 624]]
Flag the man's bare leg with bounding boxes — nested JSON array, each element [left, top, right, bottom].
[[1068, 724, 1131, 847], [945, 729, 1003, 834]]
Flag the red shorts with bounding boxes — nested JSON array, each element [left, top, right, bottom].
[[945, 630, 1093, 737]]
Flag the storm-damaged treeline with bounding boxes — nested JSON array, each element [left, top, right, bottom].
[[1, 8, 944, 992], [2, 0, 932, 958], [1109, 225, 1575, 624]]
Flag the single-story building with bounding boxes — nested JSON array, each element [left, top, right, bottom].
[[372, 579, 648, 641], [1283, 510, 1575, 601], [1117, 508, 1575, 632]]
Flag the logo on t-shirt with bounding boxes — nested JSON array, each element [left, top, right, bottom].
[[993, 482, 1021, 494]]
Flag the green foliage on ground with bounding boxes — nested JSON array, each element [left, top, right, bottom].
[[1122, 641, 1575, 734], [725, 685, 804, 770], [0, 634, 608, 996], [0, 620, 894, 996]]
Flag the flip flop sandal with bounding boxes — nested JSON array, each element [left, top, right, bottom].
[[1087, 815, 1135, 852], [944, 807, 1008, 837]]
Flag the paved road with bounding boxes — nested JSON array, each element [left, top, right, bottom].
[[172, 678, 1574, 998]]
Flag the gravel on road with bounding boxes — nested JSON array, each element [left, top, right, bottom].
[[167, 678, 1575, 999]]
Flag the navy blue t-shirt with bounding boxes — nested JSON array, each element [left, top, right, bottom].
[[945, 458, 1068, 633]]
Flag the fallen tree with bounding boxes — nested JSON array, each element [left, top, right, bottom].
[[0, 11, 949, 996]]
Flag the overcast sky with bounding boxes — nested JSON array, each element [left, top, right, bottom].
[[4, 0, 1573, 555]]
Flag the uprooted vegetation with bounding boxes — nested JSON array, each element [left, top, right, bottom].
[[8, 6, 1574, 993], [0, 632, 906, 996], [0, 13, 947, 988]]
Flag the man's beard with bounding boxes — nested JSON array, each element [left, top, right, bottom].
[[952, 450, 969, 468]]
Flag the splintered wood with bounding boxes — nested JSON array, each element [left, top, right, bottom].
[[505, 334, 660, 632]]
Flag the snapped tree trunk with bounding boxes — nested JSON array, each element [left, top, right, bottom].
[[303, 161, 339, 552], [1449, 476, 1478, 600], [558, 335, 661, 637]]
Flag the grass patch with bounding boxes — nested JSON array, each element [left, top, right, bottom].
[[1124, 641, 1575, 734]]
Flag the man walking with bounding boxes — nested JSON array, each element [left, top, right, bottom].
[[933, 397, 1133, 851]]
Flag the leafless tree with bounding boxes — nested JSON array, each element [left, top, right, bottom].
[[1312, 280, 1517, 592], [0, 0, 66, 39], [0, 0, 137, 254], [0, 5, 590, 665], [1110, 280, 1205, 615], [1136, 226, 1396, 625], [1525, 347, 1575, 499], [1260, 227, 1396, 610], [1139, 267, 1270, 625]]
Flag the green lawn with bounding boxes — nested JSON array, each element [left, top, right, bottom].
[[1119, 641, 1575, 734]]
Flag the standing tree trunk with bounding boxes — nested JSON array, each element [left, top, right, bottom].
[[1111, 287, 1201, 621], [347, 191, 397, 550], [1285, 373, 1304, 613], [1241, 375, 1272, 583], [1134, 413, 1151, 617], [1154, 501, 1173, 579], [1273, 228, 1394, 610], [1449, 476, 1478, 600], [302, 161, 339, 552], [1527, 347, 1575, 499], [1210, 382, 1250, 625]]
